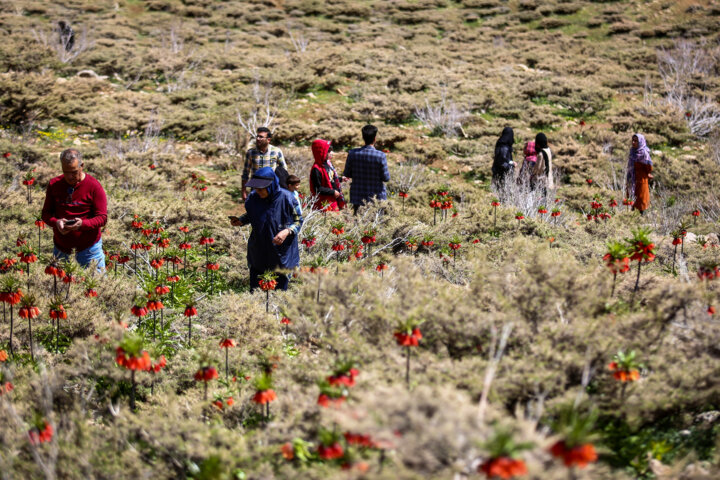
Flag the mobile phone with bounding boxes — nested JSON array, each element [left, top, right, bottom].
[[66, 218, 79, 225]]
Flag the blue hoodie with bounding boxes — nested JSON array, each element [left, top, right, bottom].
[[244, 167, 301, 272]]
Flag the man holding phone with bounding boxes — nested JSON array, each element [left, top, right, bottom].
[[42, 148, 108, 270]]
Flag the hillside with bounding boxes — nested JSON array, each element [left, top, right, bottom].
[[1, 1, 720, 479]]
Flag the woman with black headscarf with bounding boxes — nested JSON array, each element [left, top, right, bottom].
[[492, 127, 516, 186], [531, 132, 554, 193]]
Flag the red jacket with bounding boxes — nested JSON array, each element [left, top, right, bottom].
[[41, 174, 107, 253]]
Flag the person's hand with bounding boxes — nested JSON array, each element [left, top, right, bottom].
[[242, 189, 248, 201], [334, 190, 341, 199], [65, 218, 82, 231], [56, 218, 68, 235], [272, 229, 290, 245], [230, 217, 242, 227]]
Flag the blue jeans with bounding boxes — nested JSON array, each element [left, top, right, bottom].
[[53, 239, 105, 272]]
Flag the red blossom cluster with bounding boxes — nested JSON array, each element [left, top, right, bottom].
[[194, 366, 219, 382], [318, 443, 344, 460], [301, 237, 316, 248], [116, 347, 151, 371], [549, 441, 597, 468], [252, 389, 277, 405], [28, 422, 53, 445], [608, 362, 640, 382], [394, 328, 422, 347], [478, 457, 527, 479], [603, 254, 629, 275], [259, 278, 277, 291]]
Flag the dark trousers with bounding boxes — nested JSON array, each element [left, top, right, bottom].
[[249, 267, 289, 292]]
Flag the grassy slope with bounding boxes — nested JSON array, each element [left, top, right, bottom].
[[0, 1, 720, 479]]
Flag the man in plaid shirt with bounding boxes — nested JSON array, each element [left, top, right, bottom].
[[241, 127, 288, 200], [343, 125, 390, 215]]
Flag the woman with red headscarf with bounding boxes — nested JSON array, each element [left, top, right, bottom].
[[309, 139, 345, 211]]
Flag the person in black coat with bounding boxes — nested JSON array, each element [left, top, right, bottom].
[[492, 127, 516, 187]]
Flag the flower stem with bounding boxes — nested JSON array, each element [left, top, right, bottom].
[[405, 347, 411, 386], [28, 317, 34, 362], [225, 348, 229, 384], [130, 370, 136, 411], [611, 272, 617, 298], [266, 290, 270, 313], [9, 306, 14, 357]]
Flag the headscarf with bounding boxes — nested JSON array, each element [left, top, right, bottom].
[[311, 139, 331, 165], [627, 133, 652, 193], [496, 127, 514, 148], [250, 166, 280, 201], [535, 133, 548, 151]]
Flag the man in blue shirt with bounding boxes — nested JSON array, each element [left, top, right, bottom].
[[343, 125, 391, 215]]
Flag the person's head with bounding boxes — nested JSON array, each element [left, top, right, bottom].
[[256, 127, 272, 151], [497, 126, 514, 147], [60, 148, 84, 186], [631, 134, 639, 149], [535, 133, 548, 150], [245, 166, 279, 200], [362, 125, 378, 146], [286, 175, 300, 192], [311, 139, 332, 164]]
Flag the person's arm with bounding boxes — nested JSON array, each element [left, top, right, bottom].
[[80, 183, 107, 230], [381, 154, 390, 182], [241, 150, 253, 196], [343, 153, 352, 179], [311, 168, 336, 196], [237, 213, 250, 225], [277, 149, 288, 171], [285, 197, 303, 235]]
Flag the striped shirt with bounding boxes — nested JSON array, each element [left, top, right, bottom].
[[241, 145, 287, 182]]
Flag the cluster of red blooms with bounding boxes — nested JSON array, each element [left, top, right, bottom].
[[146, 299, 164, 311], [206, 262, 220, 271], [448, 241, 461, 251], [515, 213, 524, 220], [179, 241, 191, 250], [603, 254, 630, 274], [549, 441, 598, 468], [491, 200, 501, 207], [116, 347, 151, 371], [331, 226, 345, 236], [590, 201, 602, 210], [259, 278, 278, 291], [301, 237, 316, 248], [0, 289, 23, 305], [697, 265, 720, 281], [331, 241, 345, 252], [18, 251, 37, 264], [551, 209, 561, 217], [607, 362, 640, 382], [327, 368, 359, 388], [317, 392, 346, 407], [398, 191, 408, 198], [394, 327, 422, 347], [252, 388, 277, 405], [199, 235, 215, 246], [131, 305, 148, 318], [421, 239, 434, 247], [623, 198, 632, 206], [1, 257, 18, 272], [150, 355, 167, 373], [130, 242, 152, 251], [28, 422, 53, 445], [184, 305, 198, 317], [281, 317, 291, 325], [22, 177, 35, 187], [150, 258, 164, 269], [194, 366, 219, 382], [49, 305, 67, 320], [18, 304, 40, 319], [344, 432, 375, 448], [537, 207, 548, 214], [478, 457, 527, 479], [375, 262, 388, 272], [318, 442, 344, 460], [35, 219, 46, 229], [167, 274, 180, 283], [212, 396, 234, 410], [361, 232, 376, 244], [630, 241, 655, 262], [586, 178, 593, 185], [84, 288, 98, 298], [609, 199, 618, 208], [692, 210, 700, 217]]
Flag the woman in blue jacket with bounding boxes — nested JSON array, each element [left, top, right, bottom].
[[231, 167, 303, 291]]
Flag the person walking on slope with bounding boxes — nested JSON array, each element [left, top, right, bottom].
[[492, 127, 516, 187], [230, 167, 302, 291], [41, 148, 108, 271], [241, 127, 288, 201], [343, 125, 390, 215], [626, 133, 653, 214], [309, 139, 345, 211]]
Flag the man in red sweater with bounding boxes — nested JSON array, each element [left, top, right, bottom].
[[42, 149, 108, 271]]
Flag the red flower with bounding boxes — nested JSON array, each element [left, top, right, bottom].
[[206, 262, 219, 271], [318, 443, 344, 460], [219, 338, 236, 348], [603, 254, 630, 274], [18, 305, 41, 319], [155, 285, 171, 295], [281, 317, 291, 325], [150, 355, 167, 373], [184, 305, 197, 317], [692, 210, 700, 217], [28, 421, 53, 445], [115, 347, 151, 371], [538, 208, 548, 214], [579, 120, 586, 127], [150, 258, 164, 269], [84, 288, 98, 298], [199, 236, 215, 245], [586, 178, 593, 185], [478, 457, 527, 479], [34, 219, 46, 229], [708, 305, 716, 315], [166, 275, 180, 283], [281, 442, 294, 460], [399, 191, 408, 198], [491, 201, 500, 207], [317, 393, 346, 407], [0, 350, 8, 362], [252, 389, 277, 404], [194, 366, 219, 382], [515, 214, 524, 220], [550, 441, 597, 468], [131, 305, 148, 318], [448, 242, 461, 251], [259, 279, 278, 291], [2, 152, 10, 158], [394, 328, 422, 347], [608, 362, 640, 382], [22, 178, 35, 186], [609, 199, 618, 208], [179, 242, 192, 250], [344, 432, 375, 448]]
